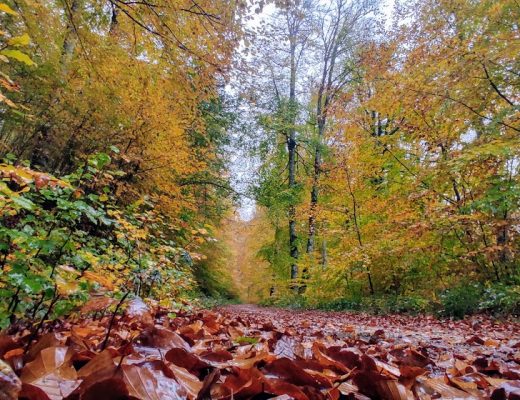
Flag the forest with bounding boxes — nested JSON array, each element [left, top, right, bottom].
[[0, 0, 519, 399]]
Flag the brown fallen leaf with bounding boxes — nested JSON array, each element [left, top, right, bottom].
[[415, 376, 475, 399], [18, 383, 51, 400], [311, 342, 350, 374], [263, 357, 332, 389], [0, 336, 18, 359], [67, 377, 129, 400], [196, 368, 220, 400], [167, 362, 204, 398], [165, 348, 210, 376], [398, 365, 427, 388], [264, 378, 309, 400], [491, 381, 520, 400], [20, 347, 80, 400], [337, 382, 371, 400], [322, 346, 361, 370], [210, 367, 265, 400], [119, 362, 188, 400], [80, 296, 115, 314], [26, 334, 62, 362]]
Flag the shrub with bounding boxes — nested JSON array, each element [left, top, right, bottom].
[[479, 283, 520, 316], [438, 283, 483, 318], [0, 153, 204, 328]]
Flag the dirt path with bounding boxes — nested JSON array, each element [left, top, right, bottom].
[[217, 304, 520, 351], [215, 304, 520, 398]]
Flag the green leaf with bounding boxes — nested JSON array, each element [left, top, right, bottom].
[[0, 312, 10, 330], [0, 49, 35, 65], [236, 336, 259, 344], [11, 195, 35, 210], [90, 153, 111, 169], [7, 33, 30, 47]]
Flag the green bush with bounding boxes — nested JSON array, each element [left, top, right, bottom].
[[305, 294, 429, 314], [259, 283, 519, 318], [479, 283, 520, 315], [438, 283, 483, 318], [311, 297, 363, 311], [0, 152, 201, 328], [438, 282, 520, 318]]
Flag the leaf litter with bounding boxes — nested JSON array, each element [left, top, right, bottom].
[[1, 302, 519, 399]]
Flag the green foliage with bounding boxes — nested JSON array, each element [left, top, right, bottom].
[[439, 283, 486, 318], [191, 234, 238, 301], [235, 336, 259, 344], [479, 283, 520, 315], [439, 282, 520, 318], [0, 152, 203, 328], [278, 294, 431, 315]]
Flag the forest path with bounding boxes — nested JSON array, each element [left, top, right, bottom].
[[217, 304, 520, 351], [214, 304, 520, 397], [217, 304, 520, 345], [4, 301, 520, 399]]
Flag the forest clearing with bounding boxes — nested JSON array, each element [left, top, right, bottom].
[[0, 0, 519, 398]]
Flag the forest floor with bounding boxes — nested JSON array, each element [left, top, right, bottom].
[[1, 301, 520, 400], [218, 305, 520, 398]]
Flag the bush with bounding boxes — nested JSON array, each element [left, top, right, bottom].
[[438, 282, 520, 318], [0, 153, 205, 328], [312, 298, 362, 311], [385, 295, 430, 314], [438, 283, 483, 318], [308, 294, 429, 314], [479, 283, 520, 316]]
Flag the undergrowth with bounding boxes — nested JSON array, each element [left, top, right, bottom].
[[259, 281, 520, 318]]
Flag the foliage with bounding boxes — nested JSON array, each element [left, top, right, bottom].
[[191, 228, 238, 301], [0, 1, 34, 110], [440, 282, 520, 318], [438, 283, 484, 319], [0, 0, 243, 329], [242, 0, 519, 316], [0, 152, 226, 328]]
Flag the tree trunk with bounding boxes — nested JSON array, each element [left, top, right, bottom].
[[288, 33, 299, 282], [306, 11, 340, 262], [30, 0, 83, 168]]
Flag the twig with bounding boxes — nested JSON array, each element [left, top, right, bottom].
[[101, 291, 130, 350], [25, 286, 60, 350]]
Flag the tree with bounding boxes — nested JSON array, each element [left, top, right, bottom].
[[246, 0, 314, 285], [305, 0, 378, 265]]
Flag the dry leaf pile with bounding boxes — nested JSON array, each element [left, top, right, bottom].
[[1, 301, 519, 400]]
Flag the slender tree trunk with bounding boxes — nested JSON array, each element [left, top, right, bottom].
[[345, 165, 374, 295], [288, 35, 299, 282], [109, 4, 119, 35], [30, 0, 83, 168], [61, 0, 81, 72], [320, 232, 327, 268], [306, 12, 340, 262]]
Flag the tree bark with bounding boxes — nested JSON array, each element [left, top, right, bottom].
[[30, 0, 83, 168], [288, 24, 299, 282]]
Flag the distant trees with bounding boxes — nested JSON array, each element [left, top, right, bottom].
[[246, 0, 519, 304]]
